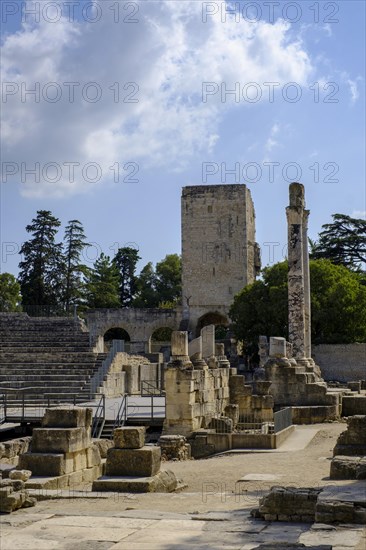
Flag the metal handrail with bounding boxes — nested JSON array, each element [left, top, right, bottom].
[[91, 394, 106, 438], [89, 339, 124, 399], [110, 394, 127, 437], [141, 380, 163, 396], [274, 407, 292, 433]]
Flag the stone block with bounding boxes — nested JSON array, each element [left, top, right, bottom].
[[82, 465, 102, 484], [269, 337, 287, 358], [86, 445, 101, 468], [42, 407, 93, 428], [113, 426, 145, 449], [92, 469, 178, 493], [92, 438, 114, 458], [31, 427, 91, 454], [70, 449, 87, 471], [10, 469, 31, 481], [18, 452, 65, 477], [106, 446, 161, 477], [68, 470, 84, 486]]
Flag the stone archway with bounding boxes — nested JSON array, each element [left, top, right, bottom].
[[103, 327, 131, 353], [195, 311, 229, 338]]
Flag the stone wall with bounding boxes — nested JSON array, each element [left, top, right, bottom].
[[313, 343, 366, 382], [100, 352, 161, 396], [163, 366, 231, 436]]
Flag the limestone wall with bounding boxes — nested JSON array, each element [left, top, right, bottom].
[[313, 343, 366, 382], [163, 367, 231, 436]]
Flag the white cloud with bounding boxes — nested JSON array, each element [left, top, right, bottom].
[[1, 0, 314, 197], [265, 123, 280, 152], [347, 79, 360, 104]]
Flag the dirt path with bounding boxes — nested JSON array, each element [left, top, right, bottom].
[[25, 422, 348, 516]]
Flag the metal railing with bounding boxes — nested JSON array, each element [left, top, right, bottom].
[[274, 407, 292, 433], [91, 394, 106, 438], [110, 394, 128, 437], [141, 380, 163, 397], [89, 339, 124, 398], [0, 387, 83, 423], [237, 413, 269, 434]]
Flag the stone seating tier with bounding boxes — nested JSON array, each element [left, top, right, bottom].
[[0, 315, 106, 404]]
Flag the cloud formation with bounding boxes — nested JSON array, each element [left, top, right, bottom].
[[2, 0, 314, 197]]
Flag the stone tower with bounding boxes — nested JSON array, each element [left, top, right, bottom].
[[181, 184, 259, 334]]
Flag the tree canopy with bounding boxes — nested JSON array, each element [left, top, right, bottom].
[[310, 214, 366, 271], [0, 273, 22, 312], [85, 253, 120, 309], [230, 259, 366, 347], [18, 210, 63, 312]]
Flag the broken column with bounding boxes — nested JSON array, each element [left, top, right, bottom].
[[201, 325, 215, 361], [188, 336, 207, 369], [92, 427, 179, 492]]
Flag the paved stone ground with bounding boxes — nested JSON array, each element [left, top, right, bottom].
[[0, 507, 365, 549]]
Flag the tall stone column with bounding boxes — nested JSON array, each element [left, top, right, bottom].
[[286, 183, 306, 360], [302, 209, 312, 359]]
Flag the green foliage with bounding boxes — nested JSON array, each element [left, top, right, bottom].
[[310, 260, 366, 343], [0, 273, 22, 312], [310, 214, 366, 271], [151, 327, 173, 341], [63, 219, 88, 311], [155, 254, 182, 305], [230, 259, 366, 347], [133, 254, 182, 308], [85, 253, 120, 308], [18, 210, 64, 310], [113, 247, 141, 307]]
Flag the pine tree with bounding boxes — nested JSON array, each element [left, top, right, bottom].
[[18, 210, 64, 313], [311, 214, 366, 271], [86, 254, 120, 308], [113, 247, 141, 307], [63, 219, 88, 312]]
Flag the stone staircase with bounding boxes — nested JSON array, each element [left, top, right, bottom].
[[0, 313, 106, 406]]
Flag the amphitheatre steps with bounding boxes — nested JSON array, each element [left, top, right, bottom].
[[0, 314, 107, 405]]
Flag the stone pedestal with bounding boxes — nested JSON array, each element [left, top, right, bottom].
[[18, 407, 102, 489], [93, 427, 179, 493]]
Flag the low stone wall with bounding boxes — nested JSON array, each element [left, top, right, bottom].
[[252, 486, 321, 522], [313, 343, 366, 382], [189, 426, 295, 458], [105, 352, 161, 395]]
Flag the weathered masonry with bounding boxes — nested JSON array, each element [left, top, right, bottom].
[[181, 184, 260, 335]]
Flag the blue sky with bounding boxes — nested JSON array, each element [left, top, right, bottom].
[[1, 0, 365, 277]]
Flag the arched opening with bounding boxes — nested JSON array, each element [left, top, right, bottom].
[[149, 327, 173, 361], [195, 311, 229, 338], [103, 327, 131, 353]]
